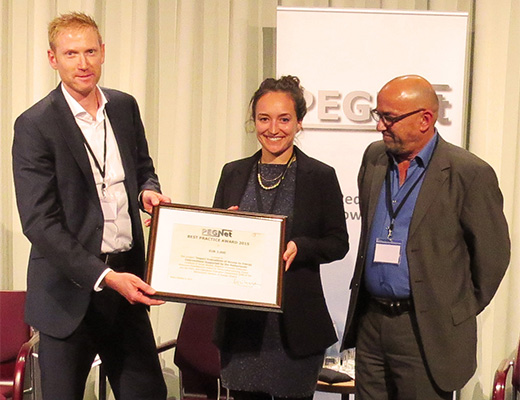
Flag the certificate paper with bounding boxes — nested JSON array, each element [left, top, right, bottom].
[[146, 203, 286, 312]]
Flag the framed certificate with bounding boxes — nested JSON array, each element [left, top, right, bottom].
[[145, 203, 286, 312]]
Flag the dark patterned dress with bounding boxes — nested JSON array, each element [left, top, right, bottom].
[[220, 160, 324, 397]]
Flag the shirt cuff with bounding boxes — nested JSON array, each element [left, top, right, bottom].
[[94, 268, 113, 292], [138, 190, 152, 215]]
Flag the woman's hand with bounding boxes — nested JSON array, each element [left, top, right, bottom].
[[283, 240, 297, 271]]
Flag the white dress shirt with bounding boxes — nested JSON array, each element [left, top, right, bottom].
[[62, 85, 134, 288]]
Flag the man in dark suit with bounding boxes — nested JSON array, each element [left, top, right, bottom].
[[12, 12, 169, 399], [341, 75, 510, 399]]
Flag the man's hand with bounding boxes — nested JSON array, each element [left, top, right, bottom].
[[103, 271, 165, 306], [283, 240, 298, 271], [141, 190, 171, 227]]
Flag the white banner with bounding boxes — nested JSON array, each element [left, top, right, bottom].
[[277, 7, 468, 349]]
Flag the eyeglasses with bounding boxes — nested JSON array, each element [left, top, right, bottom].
[[370, 108, 425, 126]]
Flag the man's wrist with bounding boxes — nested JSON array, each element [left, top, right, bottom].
[[94, 268, 113, 292]]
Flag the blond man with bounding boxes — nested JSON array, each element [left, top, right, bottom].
[[13, 12, 169, 399]]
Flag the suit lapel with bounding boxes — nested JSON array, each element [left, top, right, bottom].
[[365, 150, 388, 232], [50, 86, 99, 202], [292, 147, 313, 238], [230, 168, 249, 206], [230, 153, 258, 206], [104, 93, 138, 198], [409, 137, 450, 237]]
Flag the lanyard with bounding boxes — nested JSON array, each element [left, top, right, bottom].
[[81, 111, 107, 193], [384, 136, 438, 240], [385, 165, 426, 240]]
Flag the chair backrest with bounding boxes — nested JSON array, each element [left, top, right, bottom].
[[174, 304, 221, 398], [492, 358, 513, 400], [492, 336, 520, 400], [0, 290, 31, 400], [0, 291, 30, 364], [513, 337, 520, 393]]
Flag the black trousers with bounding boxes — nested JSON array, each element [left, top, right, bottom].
[[38, 288, 166, 400], [355, 301, 453, 400]]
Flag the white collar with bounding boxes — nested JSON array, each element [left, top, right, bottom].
[[61, 83, 108, 121]]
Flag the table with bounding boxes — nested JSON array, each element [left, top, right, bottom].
[[316, 380, 355, 399]]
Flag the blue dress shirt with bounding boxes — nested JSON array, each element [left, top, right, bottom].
[[364, 133, 439, 299]]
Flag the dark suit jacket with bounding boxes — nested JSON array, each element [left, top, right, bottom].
[[12, 84, 161, 339], [212, 146, 349, 357], [341, 136, 510, 391]]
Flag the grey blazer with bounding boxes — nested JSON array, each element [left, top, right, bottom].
[[341, 135, 510, 391]]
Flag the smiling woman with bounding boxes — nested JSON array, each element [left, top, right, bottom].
[[254, 91, 301, 164], [211, 75, 349, 400], [251, 76, 306, 165]]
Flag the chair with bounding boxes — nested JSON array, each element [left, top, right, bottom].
[[492, 337, 520, 400], [97, 303, 224, 400], [174, 304, 227, 400], [0, 291, 38, 400], [96, 338, 176, 400]]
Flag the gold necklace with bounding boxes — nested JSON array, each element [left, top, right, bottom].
[[260, 170, 285, 183], [257, 155, 296, 190]]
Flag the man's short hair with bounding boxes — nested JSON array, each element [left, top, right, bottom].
[[48, 12, 102, 51]]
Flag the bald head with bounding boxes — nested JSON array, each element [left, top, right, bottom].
[[379, 75, 439, 121], [375, 75, 439, 161]]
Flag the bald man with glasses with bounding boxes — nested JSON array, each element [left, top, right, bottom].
[[341, 75, 510, 399]]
